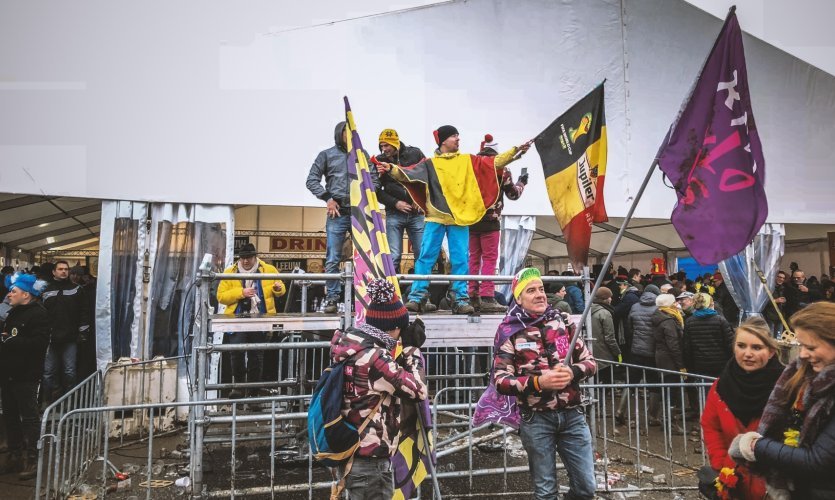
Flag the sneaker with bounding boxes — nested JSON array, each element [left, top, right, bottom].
[[323, 300, 338, 314], [405, 301, 421, 313], [451, 301, 474, 315], [478, 297, 507, 313]]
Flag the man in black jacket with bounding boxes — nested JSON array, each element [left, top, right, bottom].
[[42, 261, 90, 402], [1, 273, 50, 479], [374, 129, 426, 273]]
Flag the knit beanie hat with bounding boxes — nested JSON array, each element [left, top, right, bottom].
[[644, 284, 661, 296], [655, 293, 676, 307], [479, 133, 499, 154], [364, 279, 410, 332], [433, 125, 459, 146], [9, 273, 47, 297], [378, 128, 400, 150], [594, 287, 613, 301], [512, 267, 542, 301]]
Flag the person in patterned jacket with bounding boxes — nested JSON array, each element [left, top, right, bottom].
[[330, 279, 428, 500], [493, 267, 597, 500]]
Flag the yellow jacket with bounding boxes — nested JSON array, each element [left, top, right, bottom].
[[216, 261, 286, 316]]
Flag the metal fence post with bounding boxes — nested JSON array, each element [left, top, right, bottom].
[[191, 273, 210, 498], [342, 261, 353, 330]]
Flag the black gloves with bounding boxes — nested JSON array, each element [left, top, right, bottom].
[[401, 317, 426, 349], [518, 173, 529, 185]]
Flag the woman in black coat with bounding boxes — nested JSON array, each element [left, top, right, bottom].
[[729, 302, 835, 499], [684, 293, 735, 378]]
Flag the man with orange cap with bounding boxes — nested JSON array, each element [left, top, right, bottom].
[[373, 128, 427, 277]]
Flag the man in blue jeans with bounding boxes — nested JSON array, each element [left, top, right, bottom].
[[493, 268, 598, 499], [306, 122, 379, 313], [373, 128, 426, 275]]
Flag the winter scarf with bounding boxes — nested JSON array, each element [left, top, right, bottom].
[[493, 300, 562, 351], [356, 322, 398, 352], [758, 359, 835, 447], [693, 307, 719, 318], [659, 305, 684, 326], [236, 258, 262, 314], [716, 356, 784, 426]]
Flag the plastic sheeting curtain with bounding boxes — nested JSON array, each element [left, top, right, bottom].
[[497, 216, 536, 301], [147, 220, 226, 358], [718, 223, 785, 324], [110, 218, 139, 358]]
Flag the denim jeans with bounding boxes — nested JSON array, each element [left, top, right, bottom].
[[385, 209, 424, 273], [407, 222, 469, 304], [325, 214, 352, 301], [0, 381, 40, 454], [43, 341, 78, 399], [342, 456, 393, 500], [519, 407, 596, 500]]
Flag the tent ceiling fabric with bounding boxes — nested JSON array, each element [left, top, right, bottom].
[[0, 194, 101, 253]]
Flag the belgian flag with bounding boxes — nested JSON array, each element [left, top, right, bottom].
[[534, 83, 608, 270]]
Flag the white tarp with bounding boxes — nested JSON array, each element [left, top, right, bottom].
[[2, 0, 833, 223]]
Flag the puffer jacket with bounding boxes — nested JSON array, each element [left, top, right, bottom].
[[652, 309, 684, 371], [0, 301, 50, 382], [306, 122, 380, 213], [330, 326, 428, 458], [683, 311, 734, 377], [375, 144, 425, 211], [216, 260, 286, 316], [628, 291, 659, 358], [590, 302, 620, 362], [614, 288, 641, 349], [42, 278, 89, 344], [565, 284, 585, 314]]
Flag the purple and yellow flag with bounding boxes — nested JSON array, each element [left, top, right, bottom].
[[345, 97, 435, 497], [345, 97, 399, 321], [656, 8, 767, 265]]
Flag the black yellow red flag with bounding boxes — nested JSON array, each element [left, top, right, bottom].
[[534, 83, 608, 270]]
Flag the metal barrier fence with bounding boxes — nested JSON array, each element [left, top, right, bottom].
[[35, 356, 189, 499], [35, 347, 715, 498]]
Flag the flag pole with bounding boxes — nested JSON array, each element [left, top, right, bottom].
[[562, 159, 659, 365], [417, 409, 443, 499]]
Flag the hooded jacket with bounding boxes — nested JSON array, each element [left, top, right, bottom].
[[614, 287, 641, 349], [628, 289, 660, 358], [590, 302, 620, 363], [330, 326, 428, 458], [0, 301, 50, 382], [306, 122, 380, 212], [375, 144, 425, 211]]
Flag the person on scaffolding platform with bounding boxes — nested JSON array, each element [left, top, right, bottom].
[[0, 273, 50, 480], [216, 243, 286, 401], [331, 279, 428, 500], [376, 125, 529, 315], [493, 268, 597, 500]]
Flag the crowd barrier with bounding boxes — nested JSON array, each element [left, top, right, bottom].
[[35, 269, 716, 498]]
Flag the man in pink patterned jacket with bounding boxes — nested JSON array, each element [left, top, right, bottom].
[[493, 267, 597, 500]]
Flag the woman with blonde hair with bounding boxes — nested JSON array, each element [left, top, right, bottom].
[[728, 302, 835, 499], [684, 292, 735, 378], [700, 317, 783, 499]]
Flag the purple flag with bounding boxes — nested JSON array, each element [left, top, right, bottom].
[[656, 8, 767, 265]]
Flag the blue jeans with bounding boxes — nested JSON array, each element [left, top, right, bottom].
[[43, 341, 78, 399], [519, 407, 596, 500], [325, 214, 351, 301], [385, 210, 424, 273], [407, 222, 469, 304]]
